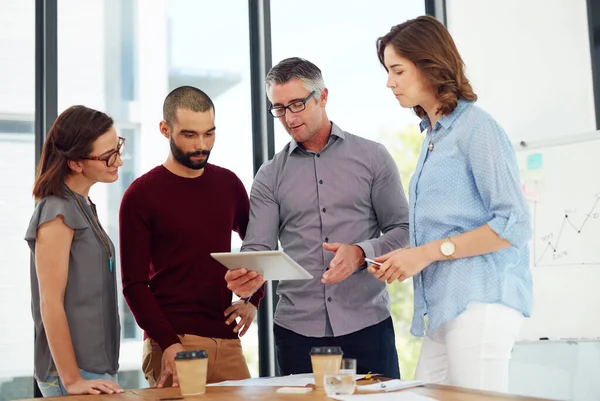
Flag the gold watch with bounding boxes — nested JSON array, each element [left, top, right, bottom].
[[440, 238, 456, 259]]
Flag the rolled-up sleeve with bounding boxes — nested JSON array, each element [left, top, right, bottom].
[[468, 119, 532, 248]]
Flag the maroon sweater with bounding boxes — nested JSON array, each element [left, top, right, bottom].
[[119, 164, 263, 351]]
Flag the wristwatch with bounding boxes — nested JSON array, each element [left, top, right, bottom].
[[440, 238, 456, 259]]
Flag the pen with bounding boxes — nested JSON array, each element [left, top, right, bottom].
[[364, 257, 382, 267], [243, 286, 260, 304]]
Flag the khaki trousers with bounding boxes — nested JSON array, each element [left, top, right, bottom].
[[142, 334, 251, 386]]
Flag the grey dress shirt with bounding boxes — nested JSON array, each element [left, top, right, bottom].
[[242, 122, 409, 337]]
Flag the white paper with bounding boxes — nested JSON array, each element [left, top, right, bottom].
[[329, 391, 437, 401], [208, 373, 377, 387], [307, 374, 381, 385], [354, 374, 383, 381], [207, 373, 314, 387], [356, 379, 425, 392]]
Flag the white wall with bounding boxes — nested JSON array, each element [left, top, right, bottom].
[[446, 0, 596, 143]]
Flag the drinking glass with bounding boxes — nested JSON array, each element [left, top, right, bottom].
[[323, 358, 356, 396]]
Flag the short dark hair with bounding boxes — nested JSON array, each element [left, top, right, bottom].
[[377, 15, 477, 118], [265, 57, 325, 95], [33, 105, 114, 200], [163, 86, 214, 127]]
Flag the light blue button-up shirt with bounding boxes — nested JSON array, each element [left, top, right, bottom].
[[409, 99, 533, 337]]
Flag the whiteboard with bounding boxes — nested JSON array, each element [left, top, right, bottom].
[[515, 132, 600, 340]]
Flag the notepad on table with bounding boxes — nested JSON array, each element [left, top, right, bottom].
[[356, 379, 425, 392]]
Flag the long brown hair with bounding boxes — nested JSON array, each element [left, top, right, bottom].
[[33, 105, 114, 200], [377, 15, 477, 118]]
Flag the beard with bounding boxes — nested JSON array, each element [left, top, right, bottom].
[[170, 137, 211, 170]]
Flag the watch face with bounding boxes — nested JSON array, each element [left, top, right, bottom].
[[441, 241, 455, 256]]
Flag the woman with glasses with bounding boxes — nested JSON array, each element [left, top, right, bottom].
[[368, 16, 532, 392], [25, 105, 125, 396]]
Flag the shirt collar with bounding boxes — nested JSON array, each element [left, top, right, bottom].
[[288, 121, 345, 155], [419, 99, 472, 133]]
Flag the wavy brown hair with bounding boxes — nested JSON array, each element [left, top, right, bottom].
[[33, 105, 114, 200], [377, 15, 477, 118]]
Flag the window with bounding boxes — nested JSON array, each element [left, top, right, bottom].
[[271, 1, 426, 378], [0, 1, 35, 400], [0, 4, 433, 397], [165, 0, 257, 375], [56, 0, 258, 383]]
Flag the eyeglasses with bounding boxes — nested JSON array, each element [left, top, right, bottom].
[[82, 136, 126, 167], [269, 91, 316, 118]]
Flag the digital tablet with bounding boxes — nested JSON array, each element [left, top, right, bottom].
[[210, 251, 313, 280]]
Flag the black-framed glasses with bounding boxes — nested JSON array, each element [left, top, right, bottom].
[[269, 91, 316, 118], [82, 136, 125, 167]]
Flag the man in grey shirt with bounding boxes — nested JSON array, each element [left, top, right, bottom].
[[225, 57, 409, 378]]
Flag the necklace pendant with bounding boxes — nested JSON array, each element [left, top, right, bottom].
[[428, 140, 434, 152], [109, 257, 114, 272]]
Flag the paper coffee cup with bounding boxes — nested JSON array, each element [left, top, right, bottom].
[[310, 346, 343, 390], [174, 350, 208, 396]]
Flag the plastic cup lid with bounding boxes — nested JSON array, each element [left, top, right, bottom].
[[174, 350, 208, 360], [309, 346, 343, 355]]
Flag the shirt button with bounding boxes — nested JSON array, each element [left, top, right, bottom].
[[319, 179, 323, 184], [316, 154, 320, 158], [322, 208, 326, 213], [327, 297, 332, 302], [325, 237, 329, 242]]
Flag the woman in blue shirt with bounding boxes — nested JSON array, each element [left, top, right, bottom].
[[369, 16, 533, 393]]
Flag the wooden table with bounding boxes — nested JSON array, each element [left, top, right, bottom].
[[17, 383, 554, 400]]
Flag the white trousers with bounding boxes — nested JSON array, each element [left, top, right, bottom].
[[415, 302, 524, 393]]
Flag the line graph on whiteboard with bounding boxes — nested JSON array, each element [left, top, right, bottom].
[[532, 190, 600, 267]]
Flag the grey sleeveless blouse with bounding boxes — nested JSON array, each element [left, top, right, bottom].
[[24, 189, 120, 381]]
